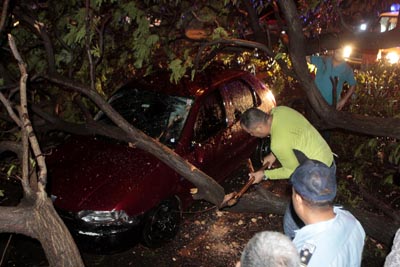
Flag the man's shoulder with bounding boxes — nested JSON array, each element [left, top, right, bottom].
[[335, 61, 354, 72], [294, 216, 364, 267], [272, 105, 296, 113], [311, 55, 330, 65], [272, 106, 305, 120], [334, 207, 365, 231]]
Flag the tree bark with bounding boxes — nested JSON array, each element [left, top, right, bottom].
[[0, 35, 84, 266], [0, 194, 84, 267]]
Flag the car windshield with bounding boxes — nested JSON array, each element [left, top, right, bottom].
[[96, 88, 193, 147]]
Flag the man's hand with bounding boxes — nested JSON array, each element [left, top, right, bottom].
[[262, 153, 276, 169], [337, 85, 355, 111], [249, 170, 265, 184]]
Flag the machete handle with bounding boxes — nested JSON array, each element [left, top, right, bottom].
[[234, 175, 256, 199]]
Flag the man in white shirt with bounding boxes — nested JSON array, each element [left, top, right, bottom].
[[384, 228, 400, 267], [290, 159, 365, 267]]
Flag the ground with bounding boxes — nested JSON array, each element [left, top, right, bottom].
[[0, 164, 391, 267]]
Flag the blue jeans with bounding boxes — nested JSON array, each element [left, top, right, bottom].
[[283, 160, 337, 239], [283, 202, 304, 239]]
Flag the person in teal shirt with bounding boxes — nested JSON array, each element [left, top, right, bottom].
[[240, 106, 335, 238], [309, 48, 356, 110]]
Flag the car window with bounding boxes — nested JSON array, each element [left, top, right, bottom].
[[96, 88, 193, 146], [193, 90, 226, 143], [380, 16, 398, 32], [220, 79, 259, 122]]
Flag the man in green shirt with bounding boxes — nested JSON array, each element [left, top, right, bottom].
[[240, 106, 335, 238]]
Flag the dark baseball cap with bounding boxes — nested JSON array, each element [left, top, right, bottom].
[[290, 159, 337, 202]]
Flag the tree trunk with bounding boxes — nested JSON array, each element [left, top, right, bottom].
[[0, 193, 84, 267]]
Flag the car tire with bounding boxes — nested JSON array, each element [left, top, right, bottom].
[[250, 137, 271, 170], [141, 196, 182, 248]]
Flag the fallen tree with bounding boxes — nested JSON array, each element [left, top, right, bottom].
[[1, 2, 400, 265], [0, 34, 84, 267]]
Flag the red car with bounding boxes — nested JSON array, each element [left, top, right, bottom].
[[47, 69, 275, 253]]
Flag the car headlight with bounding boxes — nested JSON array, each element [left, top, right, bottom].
[[386, 52, 400, 64], [77, 210, 136, 226]]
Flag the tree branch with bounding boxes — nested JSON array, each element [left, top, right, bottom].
[[194, 38, 296, 78], [94, 14, 112, 67], [41, 73, 226, 205], [241, 0, 268, 45], [0, 93, 22, 127], [0, 141, 22, 159], [0, 0, 10, 34], [31, 103, 131, 142], [13, 8, 56, 74], [8, 34, 47, 191], [85, 0, 95, 91]]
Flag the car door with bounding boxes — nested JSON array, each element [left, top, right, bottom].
[[189, 89, 229, 181], [189, 77, 260, 182], [219, 78, 261, 168]]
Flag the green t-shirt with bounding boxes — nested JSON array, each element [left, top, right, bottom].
[[265, 106, 333, 179]]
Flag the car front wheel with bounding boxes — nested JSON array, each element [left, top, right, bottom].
[[250, 137, 271, 170], [141, 196, 181, 248]]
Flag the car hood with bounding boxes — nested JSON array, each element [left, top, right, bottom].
[[47, 136, 177, 214]]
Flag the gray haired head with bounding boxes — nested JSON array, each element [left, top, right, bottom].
[[240, 108, 269, 129], [240, 231, 300, 267]]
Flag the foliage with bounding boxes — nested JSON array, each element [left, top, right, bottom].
[[297, 0, 395, 39], [2, 0, 368, 126], [2, 0, 400, 167], [331, 63, 400, 197], [351, 62, 400, 118]]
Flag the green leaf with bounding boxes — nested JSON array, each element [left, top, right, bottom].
[[91, 44, 101, 58], [56, 49, 73, 66], [354, 143, 365, 157], [168, 59, 186, 83], [191, 69, 196, 81], [211, 27, 229, 40], [7, 165, 16, 178], [275, 53, 284, 60], [145, 35, 159, 46], [383, 174, 393, 185], [92, 0, 116, 8]]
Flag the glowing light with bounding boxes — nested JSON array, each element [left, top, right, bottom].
[[386, 52, 400, 64], [390, 4, 400, 12], [343, 45, 352, 59], [265, 90, 276, 106], [360, 23, 367, 31]]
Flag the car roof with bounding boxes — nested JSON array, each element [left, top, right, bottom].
[[117, 69, 250, 99]]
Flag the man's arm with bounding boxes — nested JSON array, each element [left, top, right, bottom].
[[336, 84, 355, 111], [264, 147, 300, 179]]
